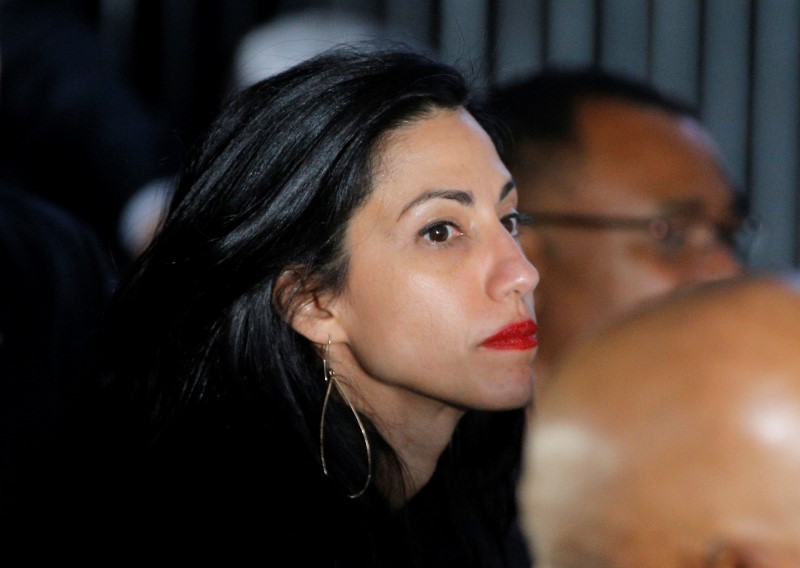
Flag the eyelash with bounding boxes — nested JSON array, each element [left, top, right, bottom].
[[419, 212, 529, 245], [502, 212, 530, 237], [516, 211, 534, 228]]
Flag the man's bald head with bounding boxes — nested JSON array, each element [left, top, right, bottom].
[[521, 275, 800, 568]]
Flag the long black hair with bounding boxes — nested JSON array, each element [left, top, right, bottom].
[[99, 45, 526, 566]]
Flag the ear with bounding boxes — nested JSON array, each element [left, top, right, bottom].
[[273, 267, 344, 345]]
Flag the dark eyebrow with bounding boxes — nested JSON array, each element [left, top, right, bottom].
[[398, 189, 473, 219], [398, 180, 517, 220], [500, 180, 516, 201]]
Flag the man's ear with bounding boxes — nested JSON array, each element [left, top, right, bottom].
[[273, 267, 343, 344]]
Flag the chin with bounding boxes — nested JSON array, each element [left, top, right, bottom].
[[481, 372, 536, 410]]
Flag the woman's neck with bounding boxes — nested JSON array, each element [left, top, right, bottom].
[[381, 405, 464, 507], [336, 373, 465, 508]]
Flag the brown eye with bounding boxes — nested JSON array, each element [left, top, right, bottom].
[[650, 217, 689, 257], [501, 213, 521, 236], [421, 222, 459, 243]]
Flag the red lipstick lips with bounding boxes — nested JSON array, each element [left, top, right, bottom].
[[481, 319, 538, 350]]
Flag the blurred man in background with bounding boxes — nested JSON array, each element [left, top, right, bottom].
[[488, 69, 753, 389]]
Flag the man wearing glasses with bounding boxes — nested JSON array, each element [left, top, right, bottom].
[[489, 68, 756, 390]]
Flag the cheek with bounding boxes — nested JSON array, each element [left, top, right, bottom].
[[365, 272, 467, 342], [568, 234, 677, 299], [342, 267, 474, 380], [607, 254, 684, 311]]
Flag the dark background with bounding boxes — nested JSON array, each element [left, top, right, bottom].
[[2, 0, 798, 269]]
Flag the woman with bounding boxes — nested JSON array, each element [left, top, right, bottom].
[[96, 46, 538, 566]]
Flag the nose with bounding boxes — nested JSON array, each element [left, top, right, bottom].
[[675, 219, 746, 283], [486, 228, 540, 302], [685, 244, 744, 284]]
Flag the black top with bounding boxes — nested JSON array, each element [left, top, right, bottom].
[[0, 186, 116, 543], [51, 387, 531, 566]]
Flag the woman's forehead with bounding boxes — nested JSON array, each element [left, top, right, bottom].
[[367, 109, 507, 203]]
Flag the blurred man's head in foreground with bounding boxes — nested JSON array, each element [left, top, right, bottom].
[[520, 274, 800, 568]]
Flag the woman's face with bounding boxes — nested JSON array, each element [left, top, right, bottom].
[[327, 107, 538, 413]]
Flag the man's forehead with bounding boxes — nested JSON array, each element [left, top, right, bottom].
[[513, 107, 739, 219], [656, 197, 740, 219], [535, 187, 736, 218]]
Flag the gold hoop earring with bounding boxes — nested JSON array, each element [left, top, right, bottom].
[[319, 341, 372, 498]]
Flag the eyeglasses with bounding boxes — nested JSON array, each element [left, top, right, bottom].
[[520, 210, 762, 262]]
